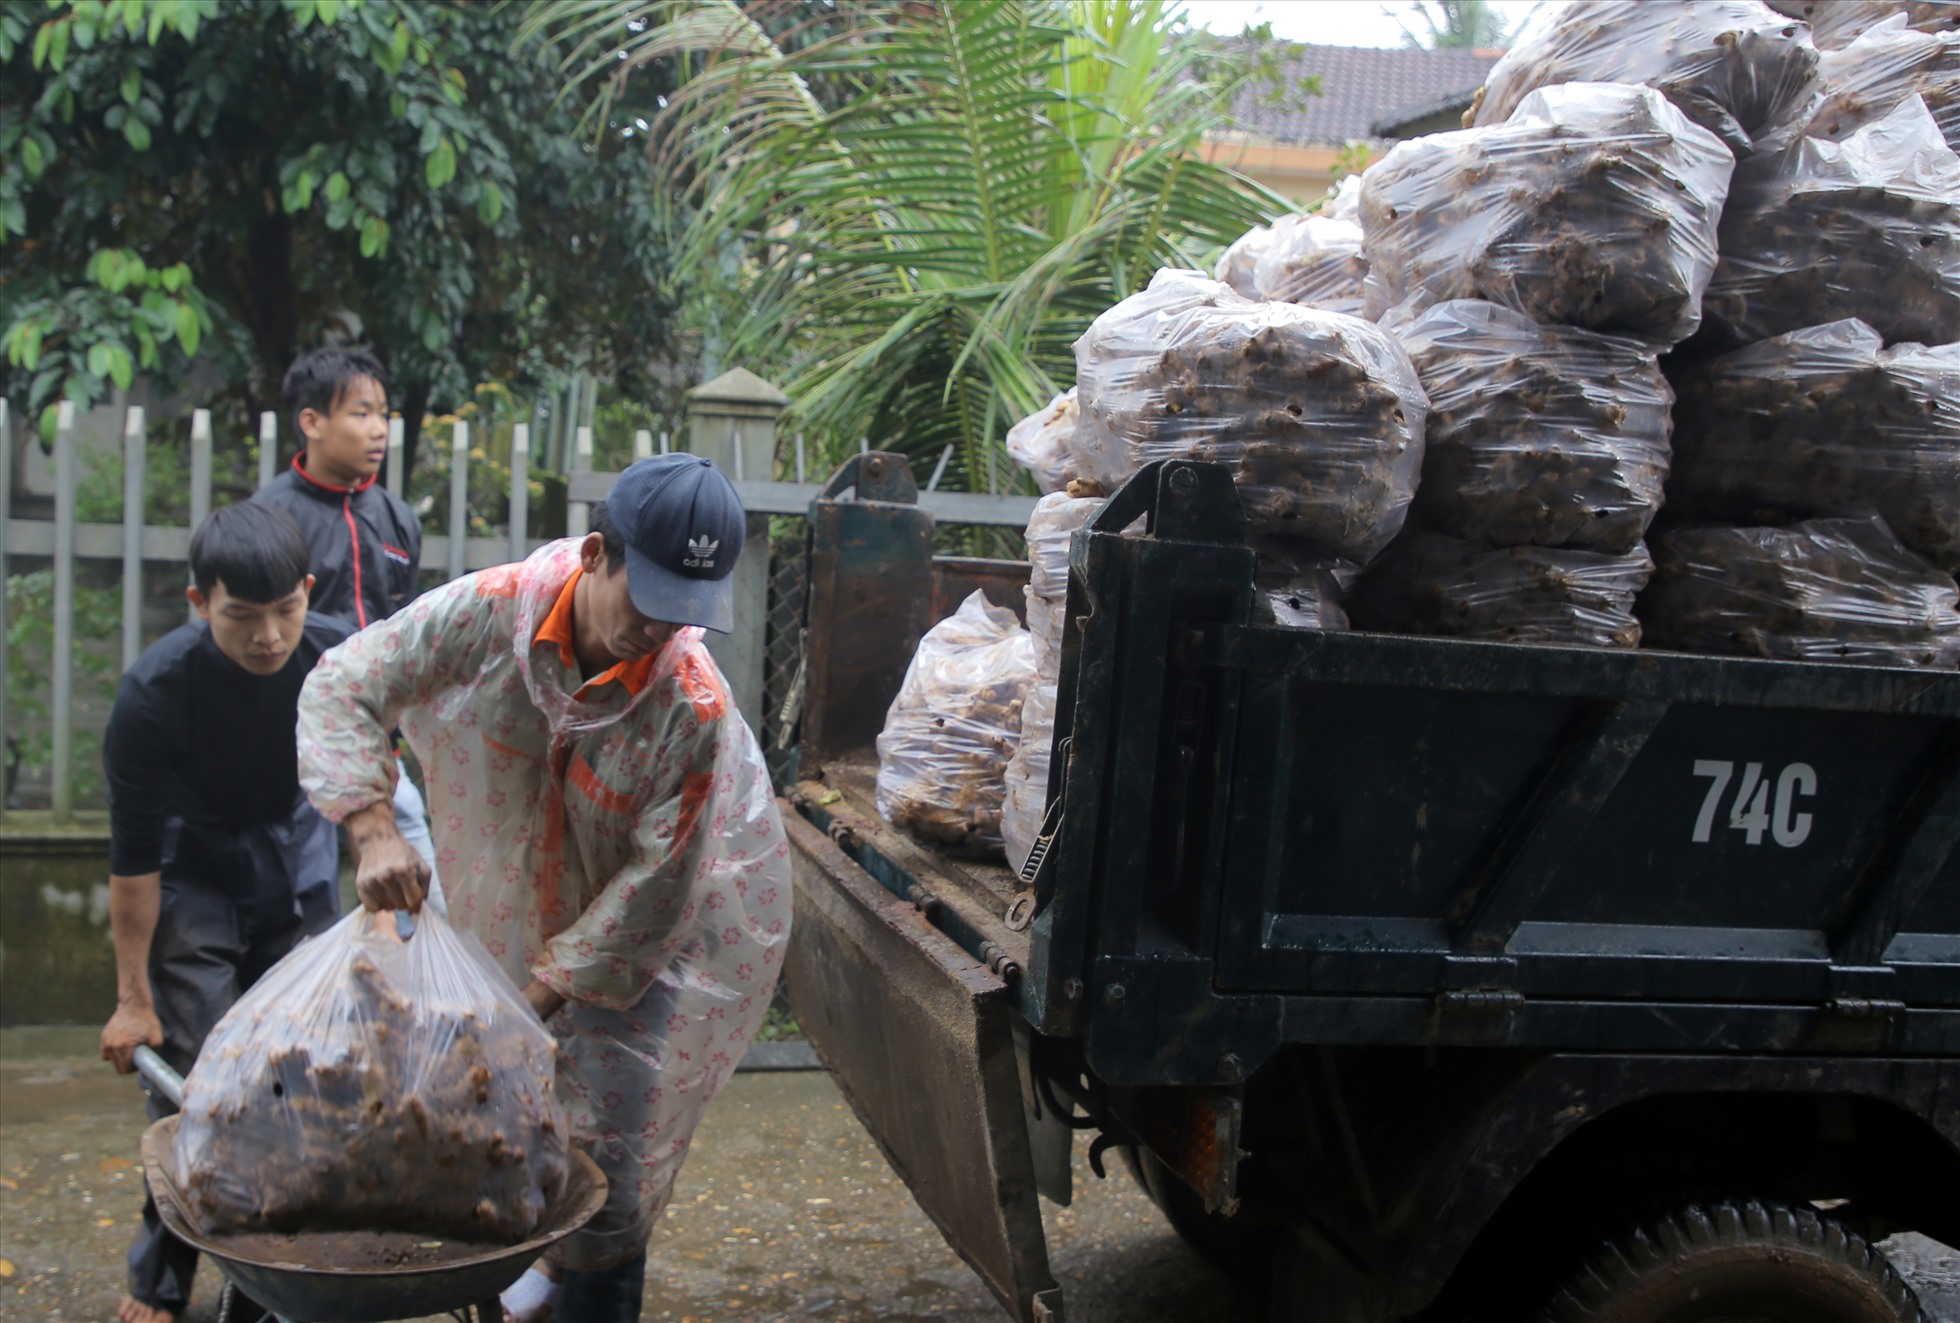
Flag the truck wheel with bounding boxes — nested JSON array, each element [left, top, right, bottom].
[[1130, 1147, 1277, 1278], [1540, 1198, 1925, 1323]]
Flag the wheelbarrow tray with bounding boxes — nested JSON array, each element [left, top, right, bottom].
[[141, 1116, 607, 1323]]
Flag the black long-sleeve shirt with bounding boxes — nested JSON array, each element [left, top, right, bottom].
[[103, 614, 352, 875]]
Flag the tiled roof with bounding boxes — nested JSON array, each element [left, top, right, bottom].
[[1229, 43, 1504, 145]]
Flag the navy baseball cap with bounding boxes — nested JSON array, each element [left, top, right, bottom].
[[605, 454, 746, 634]]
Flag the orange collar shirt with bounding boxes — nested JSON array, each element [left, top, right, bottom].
[[296, 540, 790, 1270]]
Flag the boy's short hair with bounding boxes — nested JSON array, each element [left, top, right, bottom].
[[282, 346, 392, 438], [190, 503, 312, 603], [589, 501, 627, 574]]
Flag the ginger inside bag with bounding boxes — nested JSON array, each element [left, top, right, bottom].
[[171, 907, 569, 1243]]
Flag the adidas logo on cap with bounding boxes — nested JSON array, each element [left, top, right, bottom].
[[683, 534, 720, 568]]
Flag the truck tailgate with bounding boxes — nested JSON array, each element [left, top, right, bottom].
[[781, 762, 1061, 1323]]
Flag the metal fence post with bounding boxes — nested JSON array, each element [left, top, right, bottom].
[[568, 425, 593, 538], [558, 376, 580, 473], [123, 406, 147, 671], [633, 429, 653, 462], [187, 409, 212, 623], [189, 408, 213, 529], [0, 398, 10, 819], [51, 401, 77, 825], [387, 416, 404, 496], [258, 411, 277, 490], [510, 422, 530, 564], [448, 421, 468, 582]]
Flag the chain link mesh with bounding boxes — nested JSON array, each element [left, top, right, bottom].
[[762, 519, 810, 783]]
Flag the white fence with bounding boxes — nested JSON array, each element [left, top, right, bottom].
[[0, 398, 1037, 823]]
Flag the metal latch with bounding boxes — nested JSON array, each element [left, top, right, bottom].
[[1006, 738, 1071, 932]]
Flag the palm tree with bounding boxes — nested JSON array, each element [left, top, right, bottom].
[[1391, 1, 1517, 50], [524, 0, 1285, 493]]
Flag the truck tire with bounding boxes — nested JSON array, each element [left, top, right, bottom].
[[1539, 1198, 1925, 1323], [1130, 1147, 1278, 1278]]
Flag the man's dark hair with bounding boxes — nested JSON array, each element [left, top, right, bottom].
[[190, 503, 312, 603], [589, 501, 627, 574], [282, 346, 392, 439]]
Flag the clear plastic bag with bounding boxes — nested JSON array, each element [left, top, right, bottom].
[[875, 591, 1036, 858], [1349, 532, 1653, 648], [1666, 318, 1960, 572], [172, 907, 569, 1242], [1214, 223, 1272, 299], [1073, 268, 1427, 565], [1771, 0, 1960, 50], [1700, 95, 1960, 347], [1470, 1, 1821, 156], [1002, 493, 1102, 870], [1807, 15, 1960, 148], [1323, 172, 1364, 224], [1250, 213, 1369, 315], [1247, 536, 1357, 632], [1390, 300, 1674, 553], [1254, 563, 1354, 631], [1216, 213, 1369, 313], [1000, 678, 1057, 875], [1641, 516, 1960, 666], [1004, 389, 1082, 495], [1364, 82, 1734, 347], [1024, 491, 1102, 611]]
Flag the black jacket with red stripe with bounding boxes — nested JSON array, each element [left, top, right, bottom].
[[255, 456, 423, 630]]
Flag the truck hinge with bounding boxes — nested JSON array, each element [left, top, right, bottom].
[[1438, 989, 1525, 1012], [1825, 996, 1906, 1020], [1435, 956, 1523, 1033], [1824, 964, 1900, 1011]]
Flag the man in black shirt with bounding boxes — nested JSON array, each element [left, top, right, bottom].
[[99, 503, 350, 1323]]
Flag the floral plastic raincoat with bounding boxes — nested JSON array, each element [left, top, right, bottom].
[[296, 539, 791, 1268]]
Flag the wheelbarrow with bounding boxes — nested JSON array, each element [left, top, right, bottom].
[[134, 1046, 607, 1323]]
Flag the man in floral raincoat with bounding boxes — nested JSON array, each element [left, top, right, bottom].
[[297, 454, 791, 1323]]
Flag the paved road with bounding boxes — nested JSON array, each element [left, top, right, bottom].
[[1, 1053, 1954, 1321]]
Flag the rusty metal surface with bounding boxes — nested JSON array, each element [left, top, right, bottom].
[[1107, 1087, 1244, 1215], [798, 457, 936, 765], [139, 1116, 606, 1323], [782, 805, 1064, 1323], [814, 757, 1030, 937], [933, 555, 1031, 626]]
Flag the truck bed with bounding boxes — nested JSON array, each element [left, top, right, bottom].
[[786, 753, 1031, 978], [777, 454, 1960, 1323]]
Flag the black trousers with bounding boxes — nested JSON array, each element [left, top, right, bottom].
[[127, 809, 339, 1315]]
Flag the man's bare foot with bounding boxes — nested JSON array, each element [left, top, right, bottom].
[[113, 1295, 175, 1323]]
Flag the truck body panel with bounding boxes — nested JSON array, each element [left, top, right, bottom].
[[779, 456, 1960, 1323]]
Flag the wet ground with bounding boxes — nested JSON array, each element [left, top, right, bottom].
[[2, 1043, 1955, 1322]]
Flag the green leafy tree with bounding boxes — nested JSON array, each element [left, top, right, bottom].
[[1392, 1, 1518, 51], [2, 0, 679, 470], [528, 0, 1287, 492]]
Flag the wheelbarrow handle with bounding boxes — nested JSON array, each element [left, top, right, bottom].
[[134, 1045, 185, 1109]]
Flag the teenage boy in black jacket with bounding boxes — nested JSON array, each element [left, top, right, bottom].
[[255, 347, 420, 629], [100, 504, 350, 1323], [254, 347, 438, 877]]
